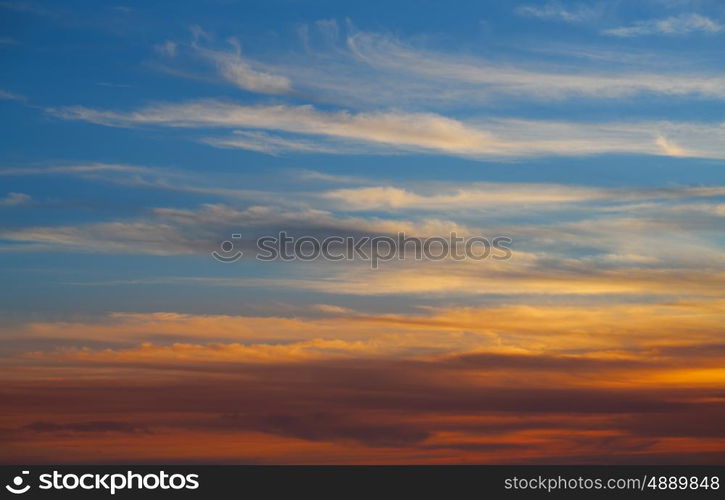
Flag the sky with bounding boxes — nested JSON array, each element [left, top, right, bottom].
[[0, 0, 724, 464]]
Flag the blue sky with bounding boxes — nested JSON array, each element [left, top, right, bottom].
[[2, 0, 725, 320], [1, 0, 724, 321]]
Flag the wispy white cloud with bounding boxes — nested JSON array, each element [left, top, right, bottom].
[[321, 184, 725, 212], [0, 162, 266, 199], [604, 13, 723, 37], [1, 221, 196, 255], [49, 101, 498, 155], [153, 25, 725, 109], [516, 1, 602, 23], [156, 33, 292, 95], [5, 162, 721, 216], [49, 100, 725, 159], [0, 1, 56, 16], [0, 163, 150, 177], [202, 41, 292, 95], [0, 89, 26, 101], [202, 130, 360, 155], [5, 200, 723, 281], [345, 31, 725, 100], [154, 40, 177, 57], [0, 202, 469, 255], [0, 192, 31, 206], [2, 170, 722, 275], [293, 170, 372, 185]]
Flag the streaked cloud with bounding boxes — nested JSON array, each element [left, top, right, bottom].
[[202, 130, 360, 155], [0, 162, 267, 199], [0, 1, 56, 16], [9, 300, 723, 350], [345, 31, 725, 100], [3, 297, 723, 463], [196, 40, 293, 95], [0, 163, 151, 177], [272, 262, 725, 297], [49, 101, 498, 156], [0, 192, 31, 206], [193, 25, 725, 107], [156, 32, 293, 95], [48, 100, 725, 159], [516, 1, 602, 23], [0, 200, 470, 255], [153, 40, 177, 57], [0, 89, 25, 101], [127, 25, 725, 111], [604, 13, 723, 37], [321, 184, 725, 211]]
